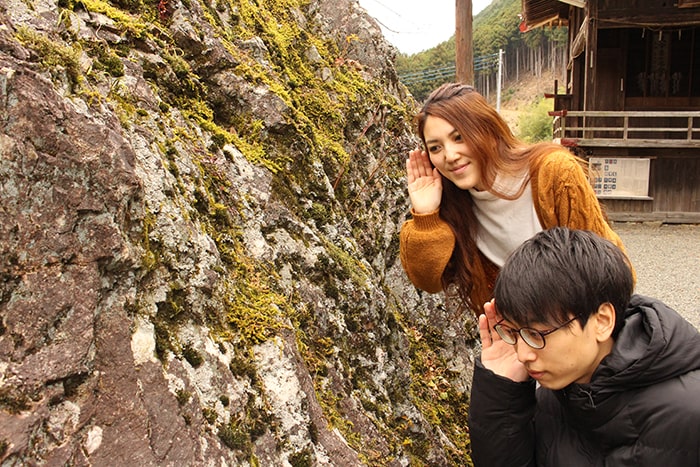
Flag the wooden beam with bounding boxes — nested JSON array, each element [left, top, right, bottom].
[[559, 0, 585, 7], [455, 0, 473, 84], [569, 139, 700, 148], [608, 212, 700, 224], [583, 0, 597, 112]]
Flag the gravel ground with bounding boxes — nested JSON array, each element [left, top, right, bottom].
[[613, 222, 700, 329]]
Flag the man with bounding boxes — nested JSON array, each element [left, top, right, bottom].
[[469, 227, 700, 466]]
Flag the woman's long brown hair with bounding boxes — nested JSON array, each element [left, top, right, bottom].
[[415, 83, 564, 314]]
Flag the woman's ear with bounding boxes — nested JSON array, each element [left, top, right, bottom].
[[593, 302, 616, 342]]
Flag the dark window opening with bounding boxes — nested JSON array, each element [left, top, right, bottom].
[[624, 27, 700, 98]]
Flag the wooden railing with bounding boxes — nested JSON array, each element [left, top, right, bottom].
[[549, 110, 700, 148]]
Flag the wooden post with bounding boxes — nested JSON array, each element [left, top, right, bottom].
[[583, 0, 597, 138], [456, 0, 473, 84]]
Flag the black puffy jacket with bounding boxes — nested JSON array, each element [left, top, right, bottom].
[[468, 295, 700, 466]]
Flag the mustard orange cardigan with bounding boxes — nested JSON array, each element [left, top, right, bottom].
[[399, 150, 634, 295]]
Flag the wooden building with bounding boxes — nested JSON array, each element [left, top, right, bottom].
[[521, 0, 700, 222]]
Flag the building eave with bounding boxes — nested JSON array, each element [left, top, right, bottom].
[[521, 0, 578, 30]]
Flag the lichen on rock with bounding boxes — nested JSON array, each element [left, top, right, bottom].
[[0, 0, 477, 465]]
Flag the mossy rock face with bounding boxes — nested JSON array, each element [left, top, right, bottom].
[[0, 0, 477, 464]]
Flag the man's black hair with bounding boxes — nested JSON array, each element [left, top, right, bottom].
[[493, 227, 634, 337]]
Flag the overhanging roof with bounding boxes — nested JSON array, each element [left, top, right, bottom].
[[521, 0, 578, 30]]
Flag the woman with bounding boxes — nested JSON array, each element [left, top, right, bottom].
[[399, 82, 632, 316]]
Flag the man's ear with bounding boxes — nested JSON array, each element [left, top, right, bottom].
[[593, 302, 616, 342]]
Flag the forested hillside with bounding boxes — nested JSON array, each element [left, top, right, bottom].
[[397, 0, 567, 102]]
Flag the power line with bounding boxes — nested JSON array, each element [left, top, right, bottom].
[[361, 0, 434, 35], [398, 52, 500, 85]]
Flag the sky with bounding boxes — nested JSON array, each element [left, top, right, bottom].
[[357, 0, 492, 55]]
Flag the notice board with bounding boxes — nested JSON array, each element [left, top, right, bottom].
[[589, 157, 651, 198]]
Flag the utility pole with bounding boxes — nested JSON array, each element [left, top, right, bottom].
[[455, 0, 473, 85], [496, 49, 503, 112]]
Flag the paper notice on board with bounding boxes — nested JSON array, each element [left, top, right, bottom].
[[589, 157, 650, 198]]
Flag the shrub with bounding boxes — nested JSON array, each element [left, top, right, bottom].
[[517, 97, 553, 143]]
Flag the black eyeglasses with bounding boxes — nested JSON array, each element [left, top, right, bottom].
[[494, 316, 579, 349]]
